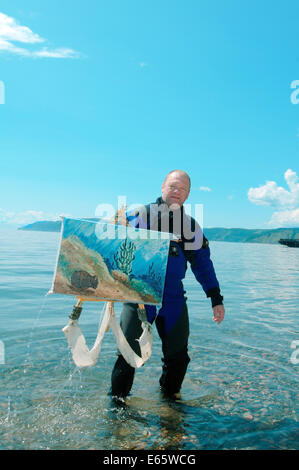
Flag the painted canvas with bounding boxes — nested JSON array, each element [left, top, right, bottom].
[[50, 217, 171, 305]]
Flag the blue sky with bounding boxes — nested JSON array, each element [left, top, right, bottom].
[[0, 0, 298, 229]]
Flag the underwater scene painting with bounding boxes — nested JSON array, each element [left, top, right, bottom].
[[50, 217, 171, 305]]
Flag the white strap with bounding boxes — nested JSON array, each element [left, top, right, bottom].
[[62, 302, 153, 369], [109, 309, 153, 368], [62, 302, 111, 368]]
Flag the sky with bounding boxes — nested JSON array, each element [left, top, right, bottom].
[[0, 0, 299, 230]]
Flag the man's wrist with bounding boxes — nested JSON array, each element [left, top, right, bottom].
[[211, 296, 224, 308], [206, 287, 224, 308]]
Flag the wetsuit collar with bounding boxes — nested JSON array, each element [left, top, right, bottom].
[[155, 196, 185, 214]]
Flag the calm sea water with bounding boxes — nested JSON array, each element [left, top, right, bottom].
[[0, 229, 298, 450]]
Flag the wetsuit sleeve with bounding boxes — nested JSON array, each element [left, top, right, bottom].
[[186, 243, 224, 308]]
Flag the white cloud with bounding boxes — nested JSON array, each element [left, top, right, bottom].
[[33, 47, 79, 59], [0, 37, 31, 55], [248, 169, 299, 227], [269, 208, 299, 227], [199, 186, 211, 192], [248, 169, 299, 209], [0, 208, 65, 226], [0, 12, 43, 44], [0, 12, 79, 58]]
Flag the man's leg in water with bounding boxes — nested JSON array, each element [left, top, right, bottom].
[[156, 301, 190, 398], [110, 303, 143, 399]]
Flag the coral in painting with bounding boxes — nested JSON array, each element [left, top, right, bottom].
[[113, 239, 136, 275]]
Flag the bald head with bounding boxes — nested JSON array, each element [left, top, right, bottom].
[[164, 170, 191, 189], [162, 170, 191, 208]]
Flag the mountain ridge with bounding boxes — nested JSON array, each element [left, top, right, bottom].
[[18, 220, 299, 244]]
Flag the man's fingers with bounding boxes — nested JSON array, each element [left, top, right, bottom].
[[213, 306, 225, 324]]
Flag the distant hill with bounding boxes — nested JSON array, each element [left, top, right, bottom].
[[18, 219, 100, 233], [19, 221, 62, 232], [18, 220, 299, 244], [203, 227, 299, 244]]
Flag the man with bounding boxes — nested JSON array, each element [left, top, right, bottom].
[[110, 170, 225, 400]]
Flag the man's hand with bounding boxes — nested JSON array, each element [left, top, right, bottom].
[[212, 304, 225, 324]]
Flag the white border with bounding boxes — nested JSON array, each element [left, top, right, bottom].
[[47, 215, 65, 295]]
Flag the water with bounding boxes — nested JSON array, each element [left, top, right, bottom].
[[0, 229, 298, 450]]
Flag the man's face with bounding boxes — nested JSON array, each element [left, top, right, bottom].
[[161, 172, 190, 209]]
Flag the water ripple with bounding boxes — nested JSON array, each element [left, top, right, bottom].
[[0, 234, 298, 449]]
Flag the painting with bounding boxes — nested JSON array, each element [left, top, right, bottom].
[[50, 217, 171, 305]]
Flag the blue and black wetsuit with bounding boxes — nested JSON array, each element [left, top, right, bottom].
[[111, 197, 223, 398]]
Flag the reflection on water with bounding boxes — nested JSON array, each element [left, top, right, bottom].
[[0, 231, 298, 449]]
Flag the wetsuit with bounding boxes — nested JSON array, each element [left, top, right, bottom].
[[110, 197, 223, 398]]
